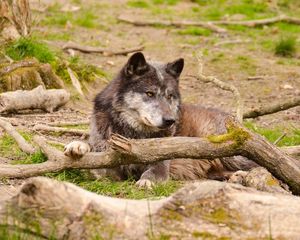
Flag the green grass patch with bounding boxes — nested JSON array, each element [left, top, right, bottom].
[[5, 38, 56, 63], [13, 150, 47, 165], [74, 10, 97, 28], [235, 55, 257, 75], [48, 169, 182, 199], [244, 121, 300, 147], [152, 0, 179, 5], [177, 27, 211, 36], [275, 36, 297, 57], [127, 0, 150, 8]]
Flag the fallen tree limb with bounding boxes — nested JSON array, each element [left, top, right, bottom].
[[62, 42, 145, 56], [0, 85, 70, 113], [118, 15, 227, 34], [215, 15, 300, 27], [0, 117, 35, 154], [1, 177, 300, 239], [214, 39, 251, 47], [67, 67, 84, 96], [33, 124, 89, 137], [243, 96, 300, 119], [1, 121, 300, 194]]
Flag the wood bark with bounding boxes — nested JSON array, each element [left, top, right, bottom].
[[0, 85, 70, 113], [0, 117, 35, 154], [0, 0, 31, 41], [118, 15, 227, 33], [33, 124, 89, 137], [62, 42, 145, 56], [1, 177, 300, 239], [0, 121, 300, 194], [243, 96, 300, 118]]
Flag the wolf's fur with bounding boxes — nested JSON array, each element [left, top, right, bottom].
[[65, 52, 257, 185]]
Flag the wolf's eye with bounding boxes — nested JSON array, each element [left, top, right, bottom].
[[167, 94, 173, 100], [146, 91, 154, 97]]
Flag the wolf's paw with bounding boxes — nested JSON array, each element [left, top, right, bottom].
[[64, 141, 90, 158], [136, 179, 154, 190]]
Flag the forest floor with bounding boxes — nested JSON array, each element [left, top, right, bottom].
[[0, 0, 300, 200]]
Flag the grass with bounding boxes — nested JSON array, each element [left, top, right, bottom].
[[127, 0, 150, 8], [244, 121, 300, 147], [5, 38, 56, 63], [177, 27, 211, 36], [47, 169, 182, 199], [275, 36, 297, 57]]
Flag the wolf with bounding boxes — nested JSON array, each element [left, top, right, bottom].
[[64, 52, 256, 188]]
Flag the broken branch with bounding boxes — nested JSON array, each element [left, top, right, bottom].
[[62, 42, 145, 56], [0, 117, 35, 154], [118, 15, 227, 34], [243, 96, 300, 119], [33, 124, 89, 137]]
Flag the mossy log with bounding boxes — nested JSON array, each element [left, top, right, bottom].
[[0, 60, 64, 92], [1, 177, 300, 239], [0, 120, 300, 194]]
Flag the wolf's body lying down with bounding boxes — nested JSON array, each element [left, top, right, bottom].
[[64, 52, 257, 187]]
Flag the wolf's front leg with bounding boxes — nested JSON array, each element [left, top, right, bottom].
[[64, 141, 90, 158], [136, 161, 170, 189]]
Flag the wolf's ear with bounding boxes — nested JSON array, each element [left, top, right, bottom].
[[124, 52, 149, 77], [166, 58, 184, 78]]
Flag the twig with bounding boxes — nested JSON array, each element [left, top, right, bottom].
[[247, 76, 264, 81], [191, 52, 243, 123], [0, 117, 35, 154], [63, 42, 145, 56], [117, 15, 227, 34], [214, 15, 300, 27], [33, 124, 89, 137], [273, 132, 286, 145], [243, 96, 300, 119], [47, 120, 90, 127], [214, 39, 251, 47], [67, 67, 84, 96]]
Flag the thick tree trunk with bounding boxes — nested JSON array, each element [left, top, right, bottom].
[[0, 0, 31, 41], [1, 177, 300, 239]]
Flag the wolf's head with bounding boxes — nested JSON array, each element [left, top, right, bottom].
[[113, 52, 184, 132]]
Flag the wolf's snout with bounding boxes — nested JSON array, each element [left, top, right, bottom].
[[161, 118, 175, 128]]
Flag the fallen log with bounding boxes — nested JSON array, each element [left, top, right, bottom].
[[1, 177, 300, 239], [0, 85, 70, 113], [1, 121, 300, 194]]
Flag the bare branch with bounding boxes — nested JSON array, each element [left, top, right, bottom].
[[117, 15, 227, 34], [62, 42, 145, 56], [243, 96, 300, 119], [67, 67, 84, 96], [33, 124, 89, 137], [0, 59, 37, 76], [0, 117, 35, 154]]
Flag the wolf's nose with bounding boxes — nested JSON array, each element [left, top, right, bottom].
[[162, 118, 175, 128]]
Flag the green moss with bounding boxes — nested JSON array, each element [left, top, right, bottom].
[[207, 121, 250, 148], [206, 208, 229, 224], [192, 231, 215, 238]]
